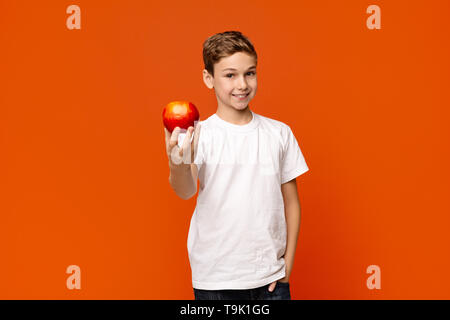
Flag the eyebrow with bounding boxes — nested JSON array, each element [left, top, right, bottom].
[[222, 66, 256, 72]]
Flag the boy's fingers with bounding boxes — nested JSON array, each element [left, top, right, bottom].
[[164, 128, 170, 149], [169, 127, 180, 149]]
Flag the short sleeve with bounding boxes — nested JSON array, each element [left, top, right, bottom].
[[280, 126, 309, 184]]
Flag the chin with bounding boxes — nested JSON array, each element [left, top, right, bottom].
[[232, 104, 249, 111], [231, 99, 252, 109]]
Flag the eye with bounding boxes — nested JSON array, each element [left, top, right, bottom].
[[226, 72, 255, 78]]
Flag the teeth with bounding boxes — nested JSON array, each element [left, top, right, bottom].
[[233, 94, 247, 97]]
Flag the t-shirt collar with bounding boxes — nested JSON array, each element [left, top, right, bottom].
[[212, 110, 259, 132]]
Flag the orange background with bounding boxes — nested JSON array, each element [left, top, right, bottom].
[[1, 0, 449, 299]]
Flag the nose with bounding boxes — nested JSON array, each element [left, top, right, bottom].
[[237, 75, 248, 90]]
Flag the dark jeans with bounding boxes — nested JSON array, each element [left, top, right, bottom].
[[193, 282, 291, 300]]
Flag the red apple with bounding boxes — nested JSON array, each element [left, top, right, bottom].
[[162, 101, 200, 133]]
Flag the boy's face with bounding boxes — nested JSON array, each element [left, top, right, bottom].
[[203, 52, 257, 112]]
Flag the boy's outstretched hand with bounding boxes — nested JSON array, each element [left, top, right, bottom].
[[164, 123, 201, 168]]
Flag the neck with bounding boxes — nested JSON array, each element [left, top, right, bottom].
[[216, 105, 253, 125]]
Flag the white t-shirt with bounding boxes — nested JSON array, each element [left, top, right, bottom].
[[188, 110, 309, 290]]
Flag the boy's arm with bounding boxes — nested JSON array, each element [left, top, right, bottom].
[[168, 163, 198, 200], [165, 125, 200, 200], [281, 178, 301, 281]]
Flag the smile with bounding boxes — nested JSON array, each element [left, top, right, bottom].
[[232, 93, 249, 99]]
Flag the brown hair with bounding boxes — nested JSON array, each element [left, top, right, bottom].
[[203, 31, 257, 77]]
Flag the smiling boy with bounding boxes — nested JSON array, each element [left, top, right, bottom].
[[164, 31, 309, 300]]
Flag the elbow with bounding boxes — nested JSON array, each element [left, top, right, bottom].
[[173, 184, 197, 200], [183, 187, 198, 200], [179, 191, 196, 200], [168, 176, 197, 200]]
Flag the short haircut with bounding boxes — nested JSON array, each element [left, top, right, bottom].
[[203, 30, 258, 77]]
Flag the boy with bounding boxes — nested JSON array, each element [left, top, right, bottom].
[[164, 31, 309, 300]]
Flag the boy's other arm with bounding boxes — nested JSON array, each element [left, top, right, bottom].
[[281, 178, 301, 281], [268, 178, 300, 291]]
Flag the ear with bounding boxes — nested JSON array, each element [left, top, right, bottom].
[[202, 69, 214, 89]]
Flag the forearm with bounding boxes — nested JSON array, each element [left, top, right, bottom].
[[168, 163, 196, 200], [284, 200, 301, 279]]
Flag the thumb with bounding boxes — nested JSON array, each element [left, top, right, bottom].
[[268, 281, 277, 292]]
